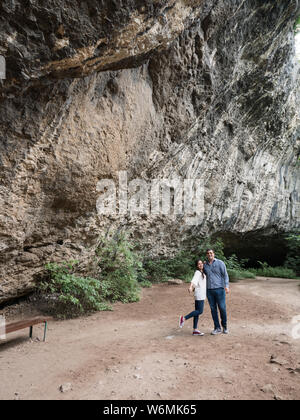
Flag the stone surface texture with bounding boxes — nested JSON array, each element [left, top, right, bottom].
[[0, 0, 299, 302]]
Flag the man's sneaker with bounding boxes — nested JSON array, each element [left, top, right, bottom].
[[193, 330, 204, 336], [223, 328, 229, 334], [211, 328, 222, 335], [179, 316, 185, 328]]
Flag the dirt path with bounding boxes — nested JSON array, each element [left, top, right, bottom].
[[0, 277, 300, 400]]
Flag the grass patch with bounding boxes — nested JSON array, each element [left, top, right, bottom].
[[139, 280, 153, 288], [249, 262, 298, 279], [227, 269, 256, 283]]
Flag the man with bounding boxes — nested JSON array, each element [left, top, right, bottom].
[[203, 249, 230, 335]]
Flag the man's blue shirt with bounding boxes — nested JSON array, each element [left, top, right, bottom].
[[203, 258, 229, 289]]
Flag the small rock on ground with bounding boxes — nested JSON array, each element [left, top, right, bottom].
[[59, 383, 72, 393], [168, 279, 183, 285]]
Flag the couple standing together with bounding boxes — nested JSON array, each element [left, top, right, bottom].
[[179, 249, 230, 336]]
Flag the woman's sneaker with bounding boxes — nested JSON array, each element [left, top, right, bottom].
[[193, 330, 204, 336], [179, 316, 185, 328]]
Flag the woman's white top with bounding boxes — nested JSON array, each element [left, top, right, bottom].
[[191, 270, 206, 301]]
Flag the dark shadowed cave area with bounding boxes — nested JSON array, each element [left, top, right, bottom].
[[219, 232, 290, 268]]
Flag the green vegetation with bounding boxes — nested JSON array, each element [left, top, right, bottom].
[[247, 234, 300, 279], [249, 262, 298, 279], [38, 231, 299, 318], [227, 269, 255, 282], [141, 238, 255, 284], [39, 233, 142, 317], [142, 258, 171, 283], [142, 250, 195, 284], [139, 280, 153, 288], [39, 261, 112, 318], [95, 233, 141, 304], [284, 234, 300, 275], [196, 237, 255, 281]]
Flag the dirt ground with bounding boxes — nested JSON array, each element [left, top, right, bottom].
[[0, 276, 300, 400]]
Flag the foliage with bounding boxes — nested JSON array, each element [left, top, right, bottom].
[[39, 232, 142, 317], [95, 233, 141, 303], [196, 237, 226, 262], [143, 238, 255, 284], [249, 261, 298, 279], [39, 231, 300, 319], [196, 237, 254, 282], [284, 234, 300, 275], [142, 258, 170, 283], [139, 280, 153, 288], [142, 250, 195, 283], [227, 269, 256, 282], [38, 261, 112, 318], [165, 250, 196, 280]]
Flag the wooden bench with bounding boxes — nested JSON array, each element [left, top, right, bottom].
[[3, 317, 52, 342]]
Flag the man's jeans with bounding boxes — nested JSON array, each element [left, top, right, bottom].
[[207, 288, 227, 330], [185, 300, 205, 330]]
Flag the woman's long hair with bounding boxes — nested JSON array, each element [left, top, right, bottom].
[[195, 259, 205, 278]]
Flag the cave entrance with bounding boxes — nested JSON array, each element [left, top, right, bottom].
[[213, 232, 289, 268]]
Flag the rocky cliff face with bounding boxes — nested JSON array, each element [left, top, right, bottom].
[[0, 0, 299, 303]]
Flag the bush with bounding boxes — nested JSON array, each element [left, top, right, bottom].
[[142, 239, 256, 285], [227, 269, 256, 282], [139, 280, 153, 288], [167, 251, 196, 281], [197, 237, 226, 262], [38, 232, 143, 317], [95, 233, 141, 303], [142, 258, 170, 283], [38, 261, 112, 318], [142, 250, 196, 283], [249, 262, 297, 279], [284, 234, 300, 275]]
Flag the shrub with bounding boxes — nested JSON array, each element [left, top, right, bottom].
[[38, 261, 112, 318], [227, 269, 256, 282], [95, 233, 141, 303], [197, 237, 226, 262], [142, 258, 171, 283], [139, 280, 153, 288], [250, 261, 297, 279], [167, 251, 196, 280], [284, 234, 300, 275], [142, 250, 196, 283]]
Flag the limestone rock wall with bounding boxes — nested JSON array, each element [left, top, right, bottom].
[[0, 0, 299, 303]]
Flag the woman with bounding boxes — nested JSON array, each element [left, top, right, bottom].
[[179, 259, 206, 336]]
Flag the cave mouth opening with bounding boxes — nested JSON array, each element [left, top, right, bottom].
[[213, 232, 289, 268]]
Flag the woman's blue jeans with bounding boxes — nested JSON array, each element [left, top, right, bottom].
[[207, 288, 227, 330], [185, 300, 205, 330]]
